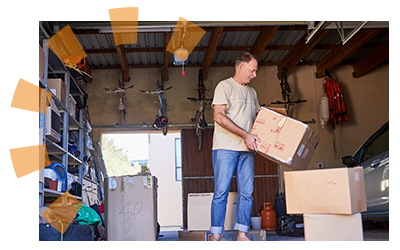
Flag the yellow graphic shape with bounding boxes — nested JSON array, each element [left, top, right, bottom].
[[167, 17, 206, 60], [10, 144, 50, 178], [109, 7, 139, 45], [45, 25, 87, 68], [11, 79, 52, 114], [41, 192, 83, 234]]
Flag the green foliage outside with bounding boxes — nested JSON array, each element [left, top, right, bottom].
[[101, 135, 142, 177]]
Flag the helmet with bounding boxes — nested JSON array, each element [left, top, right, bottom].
[[153, 115, 168, 129]]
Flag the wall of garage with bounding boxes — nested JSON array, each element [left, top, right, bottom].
[[87, 63, 389, 180]]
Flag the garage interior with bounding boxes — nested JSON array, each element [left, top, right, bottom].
[[38, 20, 389, 241]]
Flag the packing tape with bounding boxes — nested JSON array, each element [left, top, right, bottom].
[[121, 177, 125, 193]]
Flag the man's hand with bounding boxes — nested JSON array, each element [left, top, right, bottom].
[[214, 104, 261, 151], [244, 132, 261, 151]]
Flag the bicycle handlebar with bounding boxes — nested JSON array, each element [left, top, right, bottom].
[[187, 97, 213, 102], [271, 99, 307, 105]]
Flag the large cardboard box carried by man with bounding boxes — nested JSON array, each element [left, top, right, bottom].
[[250, 107, 319, 170]]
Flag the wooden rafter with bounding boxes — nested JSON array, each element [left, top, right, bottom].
[[84, 44, 380, 55], [278, 25, 330, 76], [202, 26, 224, 80], [164, 32, 170, 81], [115, 44, 129, 82], [353, 39, 389, 78], [250, 26, 280, 58], [316, 28, 383, 78]]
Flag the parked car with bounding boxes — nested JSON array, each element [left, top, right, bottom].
[[341, 121, 389, 219]]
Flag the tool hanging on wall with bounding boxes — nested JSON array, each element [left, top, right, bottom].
[[322, 69, 349, 159], [323, 69, 349, 128]]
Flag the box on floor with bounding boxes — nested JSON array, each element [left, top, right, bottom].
[[284, 166, 367, 214], [178, 229, 266, 241], [187, 192, 237, 231], [250, 107, 319, 170], [105, 175, 158, 241], [303, 213, 363, 241]]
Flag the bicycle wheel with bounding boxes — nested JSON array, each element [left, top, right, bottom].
[[162, 124, 168, 136], [120, 110, 126, 124], [198, 68, 204, 100], [197, 126, 203, 150]]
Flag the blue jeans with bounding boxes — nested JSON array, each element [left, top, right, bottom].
[[210, 149, 255, 234]]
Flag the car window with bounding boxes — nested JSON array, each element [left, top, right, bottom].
[[355, 124, 389, 164]]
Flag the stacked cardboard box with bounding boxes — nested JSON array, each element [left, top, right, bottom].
[[284, 167, 367, 241], [105, 175, 158, 241]]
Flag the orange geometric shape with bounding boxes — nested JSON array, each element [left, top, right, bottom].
[[40, 87, 53, 114], [108, 7, 139, 45], [178, 16, 190, 22], [11, 79, 52, 114], [10, 144, 50, 178], [40, 192, 83, 234], [45, 25, 87, 68], [167, 17, 206, 60]]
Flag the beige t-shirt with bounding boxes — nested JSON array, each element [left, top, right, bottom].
[[212, 77, 259, 151]]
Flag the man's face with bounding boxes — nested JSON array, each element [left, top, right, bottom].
[[240, 58, 258, 85]]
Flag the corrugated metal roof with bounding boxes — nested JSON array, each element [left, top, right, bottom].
[[76, 25, 389, 66]]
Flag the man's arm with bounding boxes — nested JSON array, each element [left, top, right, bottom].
[[213, 104, 260, 151]]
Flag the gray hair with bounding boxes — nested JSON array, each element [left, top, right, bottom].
[[234, 52, 258, 70]]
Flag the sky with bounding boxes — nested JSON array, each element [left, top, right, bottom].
[[104, 133, 149, 161]]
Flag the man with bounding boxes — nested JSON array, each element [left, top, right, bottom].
[[210, 52, 261, 241]]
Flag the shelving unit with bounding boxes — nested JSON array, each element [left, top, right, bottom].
[[39, 23, 103, 207]]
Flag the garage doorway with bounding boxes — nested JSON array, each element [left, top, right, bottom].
[[101, 132, 183, 229]]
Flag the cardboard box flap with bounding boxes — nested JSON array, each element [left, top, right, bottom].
[[262, 106, 287, 116]]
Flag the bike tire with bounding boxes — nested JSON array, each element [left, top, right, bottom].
[[121, 110, 125, 124], [162, 125, 168, 136], [197, 127, 203, 150]]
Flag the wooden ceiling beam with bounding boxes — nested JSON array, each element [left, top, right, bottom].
[[115, 44, 130, 82], [316, 28, 383, 78], [84, 43, 380, 55], [202, 26, 224, 80], [278, 26, 330, 76], [353, 39, 389, 78], [164, 32, 170, 81], [250, 26, 280, 58], [91, 60, 321, 70]]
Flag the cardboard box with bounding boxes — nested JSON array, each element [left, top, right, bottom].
[[105, 175, 158, 241], [250, 107, 319, 170], [47, 79, 66, 107], [284, 167, 367, 214], [39, 44, 45, 80], [303, 213, 363, 241], [187, 192, 237, 231], [178, 229, 266, 241]]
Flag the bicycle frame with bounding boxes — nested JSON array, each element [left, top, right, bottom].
[[140, 69, 171, 135], [187, 69, 212, 150], [271, 68, 306, 117], [102, 74, 133, 124]]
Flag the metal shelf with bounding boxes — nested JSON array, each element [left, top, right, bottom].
[[39, 22, 88, 207]]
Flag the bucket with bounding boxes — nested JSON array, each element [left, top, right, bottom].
[[250, 217, 262, 229]]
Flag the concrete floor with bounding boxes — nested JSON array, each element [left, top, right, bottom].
[[157, 224, 389, 241]]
